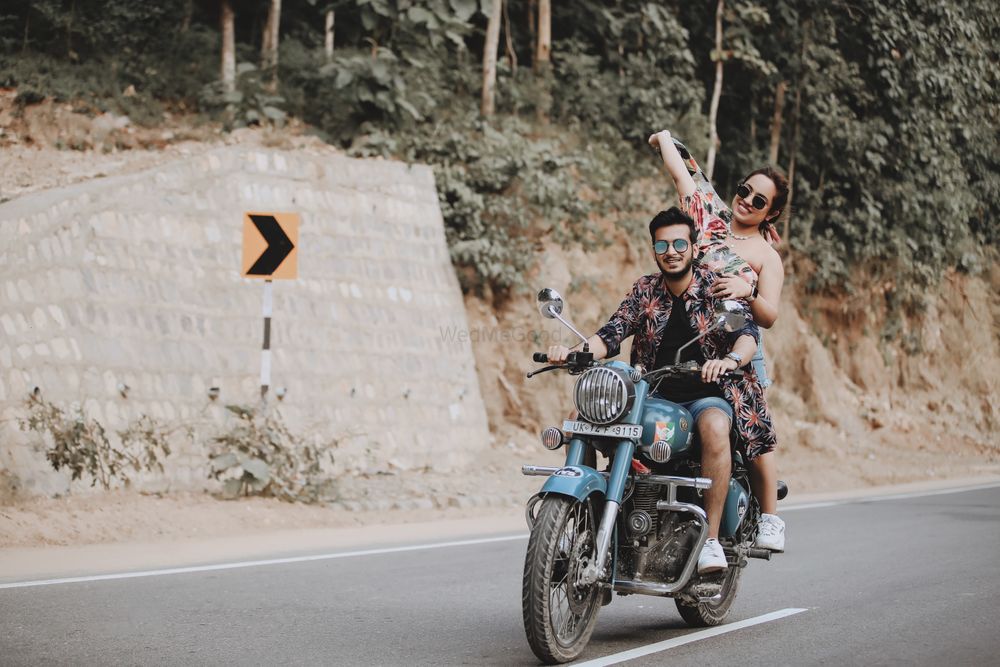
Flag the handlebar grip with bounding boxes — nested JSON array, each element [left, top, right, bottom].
[[533, 352, 549, 363]]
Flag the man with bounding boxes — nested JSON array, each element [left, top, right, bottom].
[[547, 207, 777, 574]]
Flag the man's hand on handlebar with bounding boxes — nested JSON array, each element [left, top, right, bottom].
[[545, 345, 573, 364], [702, 357, 740, 383]]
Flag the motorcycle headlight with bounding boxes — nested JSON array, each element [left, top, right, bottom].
[[573, 366, 636, 425]]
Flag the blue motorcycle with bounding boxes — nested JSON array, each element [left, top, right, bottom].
[[521, 288, 787, 664]]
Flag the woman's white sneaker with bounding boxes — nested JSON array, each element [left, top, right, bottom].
[[697, 538, 728, 574], [754, 513, 785, 552]]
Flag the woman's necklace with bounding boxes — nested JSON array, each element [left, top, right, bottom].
[[727, 224, 754, 241]]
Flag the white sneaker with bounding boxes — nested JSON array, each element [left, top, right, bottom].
[[697, 538, 728, 574], [755, 513, 785, 552]]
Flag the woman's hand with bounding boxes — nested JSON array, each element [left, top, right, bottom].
[[702, 357, 739, 383], [710, 276, 753, 300], [648, 130, 672, 152]]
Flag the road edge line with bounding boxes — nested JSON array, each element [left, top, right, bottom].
[[0, 533, 528, 590], [781, 480, 1000, 511]]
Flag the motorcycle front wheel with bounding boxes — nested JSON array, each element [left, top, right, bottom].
[[522, 495, 603, 664]]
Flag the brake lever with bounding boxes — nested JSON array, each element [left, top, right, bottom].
[[526, 364, 565, 379]]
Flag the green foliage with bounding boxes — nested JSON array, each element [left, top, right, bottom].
[[1, 0, 996, 305], [1, 23, 218, 121], [353, 114, 616, 292], [687, 0, 999, 309], [209, 404, 336, 504], [19, 394, 174, 490], [200, 62, 288, 129]]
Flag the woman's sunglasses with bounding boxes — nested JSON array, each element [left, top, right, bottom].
[[653, 239, 690, 255], [736, 183, 769, 211]]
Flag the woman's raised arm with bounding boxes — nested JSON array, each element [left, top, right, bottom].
[[649, 130, 696, 200]]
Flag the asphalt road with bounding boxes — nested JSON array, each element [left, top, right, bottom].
[[2, 484, 999, 666]]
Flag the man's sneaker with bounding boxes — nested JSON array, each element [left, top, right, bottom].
[[697, 538, 728, 574], [755, 513, 785, 552]]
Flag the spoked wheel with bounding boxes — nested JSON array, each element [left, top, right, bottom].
[[675, 557, 742, 627], [522, 495, 603, 664]]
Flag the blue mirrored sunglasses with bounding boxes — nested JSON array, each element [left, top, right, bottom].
[[653, 239, 690, 254]]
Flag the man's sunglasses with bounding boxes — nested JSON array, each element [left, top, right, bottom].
[[653, 239, 690, 254], [736, 183, 769, 210]]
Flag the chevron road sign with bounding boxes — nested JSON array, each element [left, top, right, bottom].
[[241, 212, 299, 280]]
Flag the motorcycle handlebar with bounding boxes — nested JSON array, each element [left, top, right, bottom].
[[532, 352, 548, 363], [646, 366, 745, 381]]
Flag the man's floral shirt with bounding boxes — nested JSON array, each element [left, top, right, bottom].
[[595, 264, 777, 459]]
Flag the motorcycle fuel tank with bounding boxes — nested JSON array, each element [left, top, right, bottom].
[[639, 397, 695, 457]]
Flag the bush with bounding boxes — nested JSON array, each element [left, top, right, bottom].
[[19, 394, 175, 490], [208, 404, 336, 504]]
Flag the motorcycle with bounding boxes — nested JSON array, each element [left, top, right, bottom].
[[520, 288, 788, 664]]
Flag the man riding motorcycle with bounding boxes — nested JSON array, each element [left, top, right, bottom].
[[546, 207, 778, 573]]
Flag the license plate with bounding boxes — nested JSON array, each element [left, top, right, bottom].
[[562, 420, 642, 440]]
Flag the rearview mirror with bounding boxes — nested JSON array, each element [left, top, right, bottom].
[[537, 288, 564, 319], [715, 300, 748, 332]]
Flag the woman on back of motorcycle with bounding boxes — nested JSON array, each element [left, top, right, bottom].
[[648, 129, 786, 554]]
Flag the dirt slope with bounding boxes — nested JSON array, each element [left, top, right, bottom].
[[464, 220, 1000, 495]]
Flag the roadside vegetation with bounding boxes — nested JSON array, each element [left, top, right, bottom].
[[2, 1, 997, 307], [20, 393, 337, 503]]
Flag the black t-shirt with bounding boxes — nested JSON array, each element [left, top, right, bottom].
[[652, 292, 724, 402]]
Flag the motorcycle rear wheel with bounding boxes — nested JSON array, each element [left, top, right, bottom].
[[522, 495, 603, 664], [675, 560, 742, 627]]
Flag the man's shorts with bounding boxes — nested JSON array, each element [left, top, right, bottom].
[[677, 396, 733, 425]]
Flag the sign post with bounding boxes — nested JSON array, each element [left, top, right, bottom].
[[242, 212, 300, 397]]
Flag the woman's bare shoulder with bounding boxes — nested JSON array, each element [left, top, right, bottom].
[[759, 242, 784, 274]]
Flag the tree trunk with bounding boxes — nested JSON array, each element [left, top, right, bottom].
[[535, 0, 552, 121], [261, 0, 282, 90], [221, 0, 236, 94], [768, 80, 787, 165], [181, 0, 193, 33], [783, 22, 810, 260], [784, 80, 802, 249], [22, 6, 29, 54], [535, 0, 551, 71], [481, 0, 503, 117], [324, 9, 335, 62], [705, 0, 725, 180], [528, 0, 536, 65], [502, 0, 517, 73], [66, 0, 77, 60]]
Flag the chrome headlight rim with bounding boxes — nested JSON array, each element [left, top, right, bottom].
[[573, 366, 636, 425]]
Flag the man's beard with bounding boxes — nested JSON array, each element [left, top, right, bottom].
[[657, 254, 694, 278]]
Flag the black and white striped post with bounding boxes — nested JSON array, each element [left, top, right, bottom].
[[260, 279, 273, 397], [242, 212, 298, 400]]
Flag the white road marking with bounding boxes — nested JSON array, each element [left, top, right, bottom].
[[781, 480, 1000, 512], [572, 607, 808, 666], [0, 534, 528, 590]]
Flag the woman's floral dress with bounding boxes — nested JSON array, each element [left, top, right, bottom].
[[671, 137, 776, 389]]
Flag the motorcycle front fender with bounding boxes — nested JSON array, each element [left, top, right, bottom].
[[538, 465, 607, 503]]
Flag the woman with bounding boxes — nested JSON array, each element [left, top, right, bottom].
[[648, 129, 787, 553]]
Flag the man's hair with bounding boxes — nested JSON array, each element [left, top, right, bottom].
[[649, 207, 698, 244]]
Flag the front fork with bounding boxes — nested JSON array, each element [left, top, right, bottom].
[[578, 439, 635, 586]]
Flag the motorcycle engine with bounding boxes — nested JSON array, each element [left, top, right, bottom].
[[618, 480, 701, 585]]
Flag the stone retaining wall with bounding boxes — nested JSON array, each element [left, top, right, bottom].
[[0, 147, 490, 497]]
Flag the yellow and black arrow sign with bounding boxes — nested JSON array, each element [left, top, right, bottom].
[[242, 212, 299, 280]]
